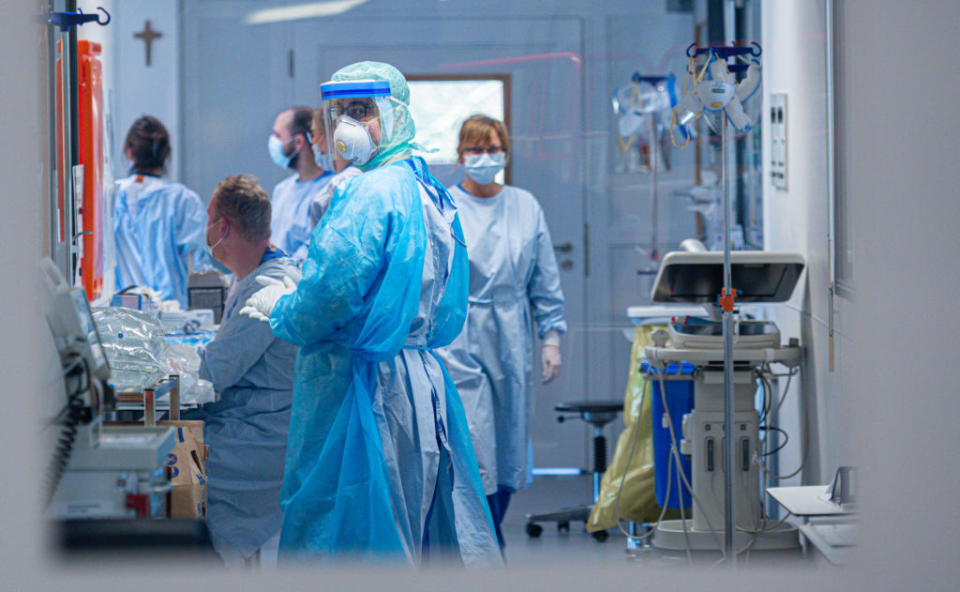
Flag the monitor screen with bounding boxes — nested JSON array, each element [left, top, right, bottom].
[[651, 253, 805, 303], [70, 289, 108, 374]]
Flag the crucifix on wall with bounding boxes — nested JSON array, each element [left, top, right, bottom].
[[133, 20, 163, 67]]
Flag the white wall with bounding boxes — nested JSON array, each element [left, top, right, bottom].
[[764, 0, 960, 586], [0, 0, 51, 585], [107, 0, 180, 181], [762, 0, 850, 487], [837, 0, 960, 587]]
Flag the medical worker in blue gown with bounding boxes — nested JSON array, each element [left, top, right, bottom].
[[114, 115, 213, 307], [437, 115, 567, 548], [240, 62, 502, 568], [268, 106, 335, 262], [187, 174, 300, 565]]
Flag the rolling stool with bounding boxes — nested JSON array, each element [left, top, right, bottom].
[[524, 400, 623, 542]]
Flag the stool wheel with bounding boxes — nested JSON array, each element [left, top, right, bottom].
[[526, 522, 543, 538], [557, 520, 570, 533], [591, 529, 609, 542]]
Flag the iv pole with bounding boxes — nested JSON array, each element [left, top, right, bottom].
[[721, 0, 738, 565], [47, 5, 111, 286], [720, 115, 736, 562], [676, 37, 762, 564]]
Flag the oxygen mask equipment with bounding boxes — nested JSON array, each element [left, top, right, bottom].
[[674, 94, 702, 128], [670, 51, 762, 146], [697, 60, 737, 112]]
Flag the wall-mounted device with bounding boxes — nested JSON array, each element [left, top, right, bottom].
[[770, 93, 788, 190]]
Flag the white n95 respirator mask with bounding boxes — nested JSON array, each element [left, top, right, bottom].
[[333, 115, 377, 166], [464, 153, 506, 185], [697, 79, 736, 111]]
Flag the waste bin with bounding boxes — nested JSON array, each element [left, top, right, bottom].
[[643, 361, 694, 510]]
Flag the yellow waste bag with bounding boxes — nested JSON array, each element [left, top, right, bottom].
[[587, 324, 680, 532]]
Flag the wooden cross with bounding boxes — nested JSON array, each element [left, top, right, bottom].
[[133, 20, 163, 67]]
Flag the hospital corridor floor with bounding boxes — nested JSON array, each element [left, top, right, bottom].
[[500, 475, 808, 568]]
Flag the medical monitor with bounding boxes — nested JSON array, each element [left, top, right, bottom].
[[650, 251, 805, 304], [70, 288, 109, 378]]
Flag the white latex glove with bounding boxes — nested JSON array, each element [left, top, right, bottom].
[[541, 344, 562, 384], [238, 275, 297, 322]]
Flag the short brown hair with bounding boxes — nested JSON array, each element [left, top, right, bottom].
[[211, 174, 271, 242], [457, 114, 510, 161], [286, 106, 314, 139]]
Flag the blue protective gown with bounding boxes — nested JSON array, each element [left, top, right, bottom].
[[309, 165, 361, 229], [437, 184, 567, 495], [190, 247, 300, 559], [114, 174, 214, 308], [270, 171, 334, 261], [270, 157, 501, 567]]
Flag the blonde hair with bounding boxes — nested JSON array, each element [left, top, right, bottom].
[[457, 114, 510, 162]]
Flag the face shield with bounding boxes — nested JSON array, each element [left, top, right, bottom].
[[319, 79, 395, 167]]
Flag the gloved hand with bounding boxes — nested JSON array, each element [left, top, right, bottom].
[[238, 275, 297, 322], [541, 344, 562, 384]]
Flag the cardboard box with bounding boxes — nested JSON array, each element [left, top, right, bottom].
[[158, 420, 208, 519]]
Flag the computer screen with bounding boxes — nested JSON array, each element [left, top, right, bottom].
[[651, 252, 805, 303]]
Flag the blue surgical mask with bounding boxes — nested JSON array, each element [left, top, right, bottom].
[[268, 135, 297, 169], [464, 152, 506, 185], [304, 131, 334, 171], [314, 149, 334, 172]]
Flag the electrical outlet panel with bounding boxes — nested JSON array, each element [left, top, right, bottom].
[[770, 93, 788, 190]]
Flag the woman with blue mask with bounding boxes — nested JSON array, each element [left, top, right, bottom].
[[114, 115, 214, 308], [240, 61, 501, 568], [437, 115, 568, 549]]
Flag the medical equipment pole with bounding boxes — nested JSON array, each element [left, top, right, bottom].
[[59, 22, 76, 286], [722, 0, 738, 565], [721, 112, 736, 563], [825, 0, 837, 372], [650, 114, 659, 261]]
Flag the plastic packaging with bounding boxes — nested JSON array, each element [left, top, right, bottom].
[[92, 307, 168, 391], [162, 344, 216, 405], [586, 324, 683, 532], [92, 307, 214, 403]]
